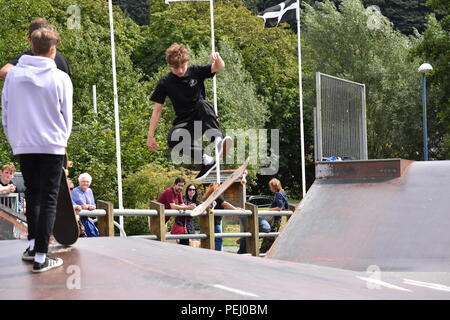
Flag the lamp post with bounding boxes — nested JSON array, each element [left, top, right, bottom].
[[418, 63, 433, 161]]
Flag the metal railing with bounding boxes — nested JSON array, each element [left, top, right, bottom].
[[79, 200, 296, 256], [0, 193, 19, 212]]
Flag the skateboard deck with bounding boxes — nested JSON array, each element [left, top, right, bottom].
[[191, 157, 249, 217], [53, 154, 79, 246]]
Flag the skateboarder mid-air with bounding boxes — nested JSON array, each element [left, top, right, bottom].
[[1, 27, 73, 273], [147, 43, 232, 180]]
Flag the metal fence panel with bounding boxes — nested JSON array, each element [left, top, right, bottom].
[[315, 72, 368, 161]]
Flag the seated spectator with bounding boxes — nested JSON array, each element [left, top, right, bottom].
[[0, 163, 17, 194], [71, 173, 98, 237], [203, 183, 243, 252], [174, 183, 199, 246], [158, 178, 196, 224]]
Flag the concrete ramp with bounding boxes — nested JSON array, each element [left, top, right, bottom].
[[266, 160, 450, 272], [1, 237, 449, 299]]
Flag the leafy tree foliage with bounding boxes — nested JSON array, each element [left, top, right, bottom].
[[112, 0, 150, 25], [302, 0, 425, 160], [0, 0, 447, 220], [0, 0, 158, 205], [412, 0, 450, 159]]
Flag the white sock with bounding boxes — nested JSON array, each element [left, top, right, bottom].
[[34, 253, 46, 264], [29, 239, 35, 251], [215, 136, 223, 147], [203, 153, 214, 165]]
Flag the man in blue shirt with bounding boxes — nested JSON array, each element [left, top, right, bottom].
[[71, 173, 98, 237]]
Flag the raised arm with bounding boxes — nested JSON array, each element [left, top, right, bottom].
[[211, 52, 225, 73], [170, 202, 196, 210], [222, 201, 242, 211]]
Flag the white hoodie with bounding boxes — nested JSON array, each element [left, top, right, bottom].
[[2, 55, 73, 155]]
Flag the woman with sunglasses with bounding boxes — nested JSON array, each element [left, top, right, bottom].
[[174, 183, 199, 245]]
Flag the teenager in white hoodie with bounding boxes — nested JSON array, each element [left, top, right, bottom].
[[2, 28, 73, 273]]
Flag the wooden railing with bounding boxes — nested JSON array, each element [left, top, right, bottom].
[[79, 200, 297, 256]]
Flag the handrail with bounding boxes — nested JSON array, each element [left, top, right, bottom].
[[81, 200, 296, 257], [0, 193, 19, 212]]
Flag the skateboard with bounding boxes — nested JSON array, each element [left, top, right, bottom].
[[53, 153, 79, 246], [191, 157, 249, 217]]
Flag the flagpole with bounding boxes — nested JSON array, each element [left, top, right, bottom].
[[108, 0, 125, 232], [296, 1, 306, 198], [209, 0, 221, 184]]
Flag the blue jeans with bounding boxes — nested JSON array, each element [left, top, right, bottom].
[[237, 217, 270, 254], [214, 223, 222, 251]]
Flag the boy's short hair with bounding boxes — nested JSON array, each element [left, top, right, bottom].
[[31, 28, 60, 55], [28, 18, 54, 38], [166, 43, 189, 67], [1, 163, 16, 174]]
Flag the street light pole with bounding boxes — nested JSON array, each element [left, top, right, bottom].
[[421, 72, 428, 161], [418, 63, 433, 161]]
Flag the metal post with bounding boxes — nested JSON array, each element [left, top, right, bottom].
[[108, 0, 125, 232], [421, 73, 428, 161], [92, 85, 97, 114], [296, 1, 306, 197]]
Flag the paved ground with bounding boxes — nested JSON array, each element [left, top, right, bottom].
[[0, 237, 449, 300], [1, 159, 449, 300]]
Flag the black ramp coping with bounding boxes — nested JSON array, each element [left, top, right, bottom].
[[266, 160, 450, 272]]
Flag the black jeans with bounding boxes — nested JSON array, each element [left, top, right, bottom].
[[168, 99, 223, 164], [19, 154, 64, 254]]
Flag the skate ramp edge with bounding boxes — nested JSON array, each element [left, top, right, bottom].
[[266, 160, 450, 272]]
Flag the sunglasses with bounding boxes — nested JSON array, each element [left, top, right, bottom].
[[188, 188, 196, 191]]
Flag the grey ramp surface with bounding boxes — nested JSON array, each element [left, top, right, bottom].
[[1, 237, 449, 299], [266, 160, 450, 272]]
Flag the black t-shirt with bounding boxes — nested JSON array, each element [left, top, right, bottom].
[[150, 64, 215, 123], [9, 50, 71, 76], [0, 179, 15, 188]]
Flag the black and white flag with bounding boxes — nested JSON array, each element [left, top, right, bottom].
[[258, 0, 299, 28]]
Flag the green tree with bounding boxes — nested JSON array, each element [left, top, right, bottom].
[[412, 0, 450, 159], [363, 0, 432, 34], [136, 0, 306, 195], [122, 163, 195, 235], [0, 0, 160, 205], [302, 0, 425, 160], [112, 0, 150, 25], [245, 0, 435, 34]]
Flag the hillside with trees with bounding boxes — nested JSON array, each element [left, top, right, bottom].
[[0, 0, 448, 233]]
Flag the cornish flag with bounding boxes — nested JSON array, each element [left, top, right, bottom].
[[258, 0, 298, 27]]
